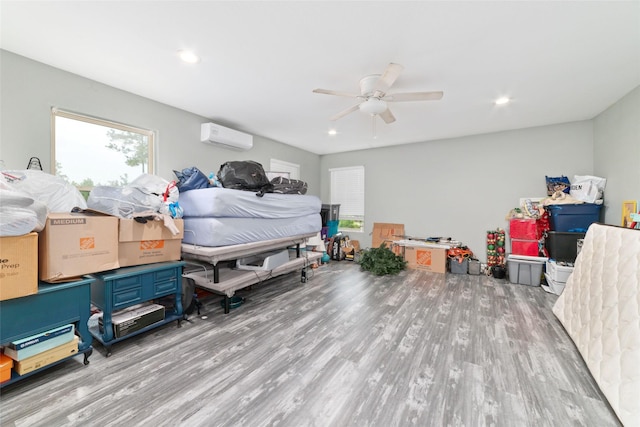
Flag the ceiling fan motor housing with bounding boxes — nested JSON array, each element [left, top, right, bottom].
[[359, 74, 382, 97]]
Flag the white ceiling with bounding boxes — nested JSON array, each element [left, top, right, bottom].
[[2, 1, 639, 155]]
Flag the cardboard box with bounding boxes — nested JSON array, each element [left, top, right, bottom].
[[372, 223, 405, 255], [0, 232, 38, 301], [39, 212, 119, 282], [404, 245, 447, 274], [99, 303, 165, 338], [118, 218, 184, 267], [4, 324, 75, 361], [15, 336, 79, 376]]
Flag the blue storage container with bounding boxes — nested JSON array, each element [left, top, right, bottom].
[[546, 203, 602, 232], [327, 220, 339, 237]]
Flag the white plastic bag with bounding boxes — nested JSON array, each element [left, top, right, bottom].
[[570, 175, 606, 203], [87, 174, 180, 218], [130, 174, 178, 203], [2, 169, 87, 212], [0, 187, 48, 236], [87, 186, 163, 218]]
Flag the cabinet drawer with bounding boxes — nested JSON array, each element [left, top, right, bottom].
[[154, 268, 177, 283], [154, 280, 177, 296], [113, 275, 143, 292], [113, 288, 142, 308]]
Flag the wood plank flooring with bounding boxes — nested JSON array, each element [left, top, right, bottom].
[[0, 262, 621, 426]]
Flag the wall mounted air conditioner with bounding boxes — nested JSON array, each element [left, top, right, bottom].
[[200, 122, 253, 151]]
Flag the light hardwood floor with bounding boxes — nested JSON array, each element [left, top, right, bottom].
[[0, 262, 621, 426]]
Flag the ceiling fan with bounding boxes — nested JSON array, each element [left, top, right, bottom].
[[313, 63, 443, 124]]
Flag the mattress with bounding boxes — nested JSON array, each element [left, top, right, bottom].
[[182, 213, 321, 247], [553, 223, 640, 426], [178, 187, 321, 218]]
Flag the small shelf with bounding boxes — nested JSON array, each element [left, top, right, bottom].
[[1, 347, 92, 387], [88, 311, 182, 354], [0, 278, 94, 388], [89, 261, 184, 356]]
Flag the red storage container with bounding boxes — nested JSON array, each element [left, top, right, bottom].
[[511, 239, 539, 256], [509, 219, 538, 239]]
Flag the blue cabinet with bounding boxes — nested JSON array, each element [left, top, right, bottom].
[[0, 278, 94, 387], [89, 261, 184, 356]]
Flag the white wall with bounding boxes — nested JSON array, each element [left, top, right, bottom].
[[321, 122, 594, 261], [593, 85, 640, 225], [3, 49, 637, 263], [0, 50, 321, 195]]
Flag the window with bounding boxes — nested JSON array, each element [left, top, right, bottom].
[[269, 158, 300, 180], [330, 166, 364, 232], [52, 108, 154, 194]]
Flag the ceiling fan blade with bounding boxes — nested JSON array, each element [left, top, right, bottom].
[[378, 108, 396, 124], [329, 103, 361, 121], [383, 91, 444, 102], [374, 63, 404, 93], [313, 88, 360, 98]]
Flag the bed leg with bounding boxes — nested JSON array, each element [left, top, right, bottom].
[[214, 264, 220, 283], [224, 296, 230, 314], [296, 243, 301, 258]]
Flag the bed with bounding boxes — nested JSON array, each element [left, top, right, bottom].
[[553, 223, 640, 426], [182, 214, 321, 247], [178, 187, 321, 218], [178, 187, 323, 313]]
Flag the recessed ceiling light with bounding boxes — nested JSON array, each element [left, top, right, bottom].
[[495, 97, 510, 105], [328, 129, 337, 136], [178, 50, 200, 64]]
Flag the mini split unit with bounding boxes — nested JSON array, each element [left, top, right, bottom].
[[200, 122, 253, 151]]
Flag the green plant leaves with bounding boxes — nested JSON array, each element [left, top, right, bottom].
[[357, 243, 407, 276]]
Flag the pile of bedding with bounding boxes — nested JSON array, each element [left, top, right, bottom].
[[178, 187, 322, 247]]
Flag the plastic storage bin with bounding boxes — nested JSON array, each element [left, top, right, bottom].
[[0, 354, 13, 383], [508, 256, 544, 286], [509, 218, 539, 240], [545, 231, 585, 263], [327, 220, 339, 238], [544, 273, 566, 295], [546, 203, 601, 232], [545, 260, 574, 283], [449, 258, 468, 274], [320, 204, 340, 226], [468, 259, 481, 275], [511, 239, 539, 256]]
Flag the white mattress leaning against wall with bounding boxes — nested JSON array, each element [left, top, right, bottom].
[[553, 223, 640, 427]]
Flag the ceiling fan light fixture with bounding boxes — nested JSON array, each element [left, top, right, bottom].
[[328, 129, 337, 136], [359, 98, 387, 115], [495, 96, 510, 105]]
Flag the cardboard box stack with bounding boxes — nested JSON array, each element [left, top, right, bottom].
[[0, 232, 38, 301], [38, 212, 184, 282], [371, 223, 405, 255], [118, 218, 184, 267], [39, 212, 120, 282], [2, 323, 79, 376], [404, 244, 448, 273]]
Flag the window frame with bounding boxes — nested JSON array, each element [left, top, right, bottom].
[[51, 108, 155, 191], [329, 165, 365, 232]]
